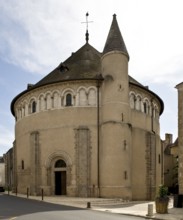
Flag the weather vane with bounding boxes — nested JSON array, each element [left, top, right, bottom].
[[81, 12, 93, 43]]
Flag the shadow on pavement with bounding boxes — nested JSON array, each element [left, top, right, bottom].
[[0, 194, 83, 219]]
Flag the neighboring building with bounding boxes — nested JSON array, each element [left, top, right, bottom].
[[0, 156, 5, 191], [162, 134, 178, 193], [10, 14, 164, 200], [175, 82, 183, 195], [170, 138, 179, 193], [4, 147, 14, 190]]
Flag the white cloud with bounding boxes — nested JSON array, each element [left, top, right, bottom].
[[0, 0, 83, 74], [1, 0, 183, 80], [131, 55, 183, 87]]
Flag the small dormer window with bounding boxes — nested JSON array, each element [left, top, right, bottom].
[[59, 63, 69, 72], [66, 94, 72, 106]]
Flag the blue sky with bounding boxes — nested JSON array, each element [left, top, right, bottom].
[[0, 0, 183, 155]]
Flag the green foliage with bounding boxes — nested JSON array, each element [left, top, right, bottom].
[[157, 185, 168, 198]]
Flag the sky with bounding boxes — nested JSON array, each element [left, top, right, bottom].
[[0, 0, 183, 156]]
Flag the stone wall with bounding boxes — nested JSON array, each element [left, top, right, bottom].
[[176, 83, 183, 194]]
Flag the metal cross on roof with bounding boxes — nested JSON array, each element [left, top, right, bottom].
[[81, 12, 93, 43]]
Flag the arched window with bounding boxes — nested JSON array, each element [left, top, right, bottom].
[[143, 102, 147, 114], [21, 160, 24, 170], [143, 101, 150, 114], [66, 94, 72, 106], [55, 159, 66, 168], [32, 101, 36, 113]]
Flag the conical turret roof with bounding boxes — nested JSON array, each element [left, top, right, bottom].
[[103, 14, 129, 59]]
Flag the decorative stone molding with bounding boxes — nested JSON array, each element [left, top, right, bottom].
[[129, 90, 160, 118], [15, 84, 98, 121], [45, 151, 72, 169]]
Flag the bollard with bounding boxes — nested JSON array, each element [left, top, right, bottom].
[[27, 188, 29, 198], [146, 204, 153, 217], [8, 186, 9, 195], [87, 202, 91, 209], [15, 187, 17, 196], [41, 188, 44, 201]]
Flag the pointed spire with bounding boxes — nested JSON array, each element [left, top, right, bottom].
[[103, 14, 129, 59]]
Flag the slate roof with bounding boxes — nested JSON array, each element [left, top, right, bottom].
[[103, 14, 129, 59], [129, 75, 144, 87], [34, 43, 102, 88]]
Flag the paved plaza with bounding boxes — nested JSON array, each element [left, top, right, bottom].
[[5, 192, 183, 220]]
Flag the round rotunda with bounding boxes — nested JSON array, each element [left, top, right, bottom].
[[11, 14, 164, 200]]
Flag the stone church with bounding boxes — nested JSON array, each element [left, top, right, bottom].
[[11, 14, 164, 200]]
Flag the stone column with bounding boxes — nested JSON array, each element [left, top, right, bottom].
[[75, 126, 91, 197], [146, 132, 156, 200], [30, 131, 41, 195]]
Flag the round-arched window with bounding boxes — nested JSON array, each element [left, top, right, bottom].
[[66, 94, 72, 106], [55, 159, 66, 168], [32, 101, 37, 113]]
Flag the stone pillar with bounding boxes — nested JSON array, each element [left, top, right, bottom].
[[146, 132, 156, 200], [30, 131, 41, 195], [75, 126, 91, 197]]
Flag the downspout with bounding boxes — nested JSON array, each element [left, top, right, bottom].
[[151, 99, 156, 199], [96, 74, 103, 198]]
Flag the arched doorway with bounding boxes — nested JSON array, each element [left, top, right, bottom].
[[54, 159, 67, 195]]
